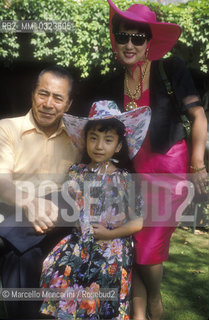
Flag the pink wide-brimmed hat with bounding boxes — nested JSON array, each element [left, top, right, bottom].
[[107, 0, 181, 60]]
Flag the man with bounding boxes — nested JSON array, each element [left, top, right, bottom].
[[0, 65, 80, 319]]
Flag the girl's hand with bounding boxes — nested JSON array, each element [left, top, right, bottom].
[[92, 224, 112, 240]]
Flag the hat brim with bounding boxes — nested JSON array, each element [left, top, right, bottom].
[[108, 0, 181, 60], [63, 106, 151, 159]]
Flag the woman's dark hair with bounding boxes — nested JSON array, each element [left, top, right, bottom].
[[112, 14, 152, 42], [81, 118, 135, 172]]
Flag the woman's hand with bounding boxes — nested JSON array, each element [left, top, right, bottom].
[[190, 168, 208, 195], [92, 224, 112, 240], [187, 106, 208, 195]]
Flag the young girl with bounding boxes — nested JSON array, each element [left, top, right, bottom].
[[40, 100, 151, 320]]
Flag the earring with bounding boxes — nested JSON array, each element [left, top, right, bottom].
[[145, 47, 149, 59], [113, 51, 118, 60]]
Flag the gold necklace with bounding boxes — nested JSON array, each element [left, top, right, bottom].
[[125, 60, 149, 111]]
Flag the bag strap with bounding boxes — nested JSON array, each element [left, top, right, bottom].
[[159, 59, 180, 111], [159, 59, 191, 138]]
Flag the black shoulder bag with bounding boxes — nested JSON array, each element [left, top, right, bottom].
[[159, 59, 192, 140]]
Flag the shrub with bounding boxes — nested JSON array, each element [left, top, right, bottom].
[[0, 0, 209, 78]]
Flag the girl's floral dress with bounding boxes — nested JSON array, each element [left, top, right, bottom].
[[40, 164, 143, 319]]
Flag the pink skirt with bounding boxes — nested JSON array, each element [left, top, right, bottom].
[[133, 135, 189, 265]]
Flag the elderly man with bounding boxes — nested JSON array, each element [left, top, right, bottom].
[[0, 65, 80, 319]]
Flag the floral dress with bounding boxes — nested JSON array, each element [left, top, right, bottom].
[[40, 164, 143, 320]]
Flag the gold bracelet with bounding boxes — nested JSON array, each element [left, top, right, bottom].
[[190, 165, 206, 173]]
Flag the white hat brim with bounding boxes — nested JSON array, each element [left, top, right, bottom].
[[63, 106, 151, 159]]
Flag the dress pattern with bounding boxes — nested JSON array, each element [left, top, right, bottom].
[[40, 164, 143, 319]]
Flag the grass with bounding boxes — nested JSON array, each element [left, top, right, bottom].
[[0, 227, 208, 320], [162, 227, 209, 320]]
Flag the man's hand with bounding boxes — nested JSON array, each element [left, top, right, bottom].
[[23, 197, 58, 233], [0, 176, 59, 233]]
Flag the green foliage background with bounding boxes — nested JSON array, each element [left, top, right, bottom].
[[0, 0, 209, 78], [0, 0, 208, 225]]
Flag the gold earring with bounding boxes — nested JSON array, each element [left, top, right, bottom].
[[145, 47, 149, 59], [113, 51, 118, 59]]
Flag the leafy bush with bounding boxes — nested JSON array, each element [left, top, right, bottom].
[[0, 0, 209, 78], [0, 1, 19, 62]]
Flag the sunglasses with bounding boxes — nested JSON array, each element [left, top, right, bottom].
[[114, 32, 147, 46]]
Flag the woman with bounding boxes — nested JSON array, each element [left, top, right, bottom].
[[96, 1, 208, 320]]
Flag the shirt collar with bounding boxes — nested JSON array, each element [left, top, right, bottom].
[[21, 109, 67, 138]]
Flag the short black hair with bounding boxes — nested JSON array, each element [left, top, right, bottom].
[[34, 65, 74, 100], [81, 118, 134, 171], [112, 14, 152, 42]]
